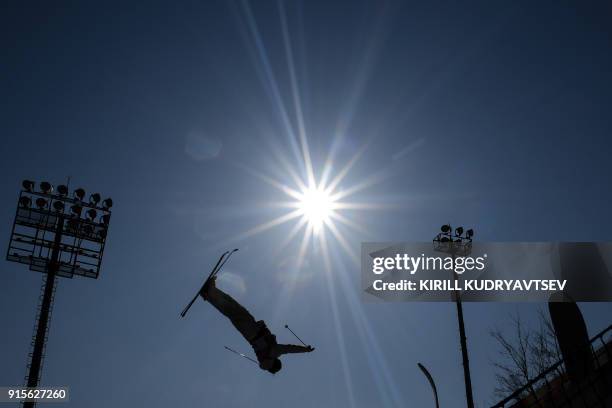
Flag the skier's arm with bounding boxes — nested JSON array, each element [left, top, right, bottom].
[[275, 344, 315, 355]]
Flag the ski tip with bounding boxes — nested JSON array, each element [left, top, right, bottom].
[[232, 248, 239, 252]]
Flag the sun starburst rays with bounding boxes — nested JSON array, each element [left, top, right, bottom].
[[231, 143, 376, 267], [215, 2, 412, 405], [231, 0, 387, 269]]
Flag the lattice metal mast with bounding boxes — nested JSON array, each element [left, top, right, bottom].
[[6, 180, 113, 407]]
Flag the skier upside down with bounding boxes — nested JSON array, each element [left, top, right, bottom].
[[200, 276, 314, 374]]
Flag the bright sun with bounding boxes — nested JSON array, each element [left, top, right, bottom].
[[234, 142, 383, 267], [297, 187, 335, 232], [234, 141, 381, 266]]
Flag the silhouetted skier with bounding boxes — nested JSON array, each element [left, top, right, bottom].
[[200, 276, 314, 374]]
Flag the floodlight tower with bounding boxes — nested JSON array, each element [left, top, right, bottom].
[[6, 180, 113, 407], [433, 225, 475, 408]]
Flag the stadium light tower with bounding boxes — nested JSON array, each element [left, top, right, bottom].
[[6, 180, 113, 407], [433, 224, 475, 408]]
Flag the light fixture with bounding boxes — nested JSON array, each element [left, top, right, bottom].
[[35, 198, 47, 209], [40, 182, 53, 194], [56, 185, 69, 196], [86, 208, 97, 221], [89, 193, 101, 205], [70, 204, 82, 216], [74, 188, 86, 201], [455, 227, 464, 236], [52, 201, 65, 212], [22, 180, 35, 191], [101, 214, 111, 225], [7, 179, 115, 391], [19, 196, 32, 208], [67, 219, 79, 230], [102, 198, 113, 210], [441, 224, 451, 233]]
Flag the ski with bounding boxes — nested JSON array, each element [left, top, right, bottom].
[[179, 248, 239, 318], [213, 248, 239, 280]]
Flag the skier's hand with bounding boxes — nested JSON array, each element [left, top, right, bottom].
[[306, 345, 315, 352]]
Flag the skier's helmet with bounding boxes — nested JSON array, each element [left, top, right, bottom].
[[269, 359, 282, 374]]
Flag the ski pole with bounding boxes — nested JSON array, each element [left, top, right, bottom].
[[224, 346, 258, 365], [284, 324, 308, 347]]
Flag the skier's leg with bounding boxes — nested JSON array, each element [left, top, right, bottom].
[[202, 281, 261, 341]]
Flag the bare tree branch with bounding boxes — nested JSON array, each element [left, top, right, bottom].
[[490, 308, 562, 400]]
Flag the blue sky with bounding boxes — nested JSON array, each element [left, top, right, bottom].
[[1, 1, 611, 407]]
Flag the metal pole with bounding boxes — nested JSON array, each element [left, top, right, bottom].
[[455, 291, 474, 408], [24, 215, 63, 408], [451, 245, 475, 408], [417, 363, 440, 408]]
